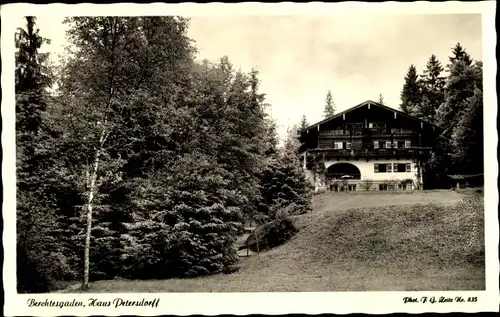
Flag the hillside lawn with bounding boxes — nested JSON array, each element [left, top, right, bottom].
[[60, 189, 485, 293]]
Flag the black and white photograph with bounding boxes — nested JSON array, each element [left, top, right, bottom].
[[2, 2, 498, 315]]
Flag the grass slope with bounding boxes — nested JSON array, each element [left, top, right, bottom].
[[64, 190, 485, 292]]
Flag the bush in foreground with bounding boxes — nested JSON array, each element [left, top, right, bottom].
[[242, 217, 299, 253]]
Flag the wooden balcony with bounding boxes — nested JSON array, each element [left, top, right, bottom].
[[319, 128, 417, 138], [306, 147, 432, 159]]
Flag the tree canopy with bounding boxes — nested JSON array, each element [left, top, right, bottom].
[[16, 16, 313, 292]]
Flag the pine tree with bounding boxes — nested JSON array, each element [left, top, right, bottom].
[[399, 65, 422, 114], [299, 114, 309, 131], [448, 42, 473, 68], [125, 57, 270, 278], [430, 45, 482, 183], [416, 54, 446, 123], [450, 88, 483, 174], [323, 90, 336, 118], [16, 16, 64, 293], [276, 126, 312, 216], [377, 93, 385, 105], [436, 60, 482, 132], [259, 125, 312, 221]]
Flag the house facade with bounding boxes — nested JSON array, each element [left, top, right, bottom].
[[299, 100, 439, 192]]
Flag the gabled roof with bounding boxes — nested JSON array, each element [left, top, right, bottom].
[[301, 100, 440, 132]]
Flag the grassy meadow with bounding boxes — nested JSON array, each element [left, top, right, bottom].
[[60, 189, 485, 293]]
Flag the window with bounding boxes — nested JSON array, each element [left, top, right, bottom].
[[385, 141, 392, 149], [378, 122, 386, 129], [346, 142, 352, 150], [398, 184, 407, 190], [387, 163, 393, 173], [406, 163, 411, 172], [354, 123, 363, 129], [379, 184, 388, 191], [393, 141, 398, 148], [334, 142, 343, 149], [374, 163, 388, 173], [398, 141, 405, 148], [369, 122, 377, 128], [348, 184, 357, 191], [395, 163, 409, 173], [346, 123, 353, 130], [373, 141, 379, 149], [405, 141, 411, 148]]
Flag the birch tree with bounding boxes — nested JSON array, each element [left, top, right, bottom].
[[52, 17, 194, 288]]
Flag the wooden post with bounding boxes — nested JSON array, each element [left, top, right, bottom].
[[255, 230, 260, 254]]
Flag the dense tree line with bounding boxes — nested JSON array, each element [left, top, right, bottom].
[[16, 16, 312, 292], [399, 43, 483, 188]]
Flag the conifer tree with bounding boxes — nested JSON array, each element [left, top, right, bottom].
[[448, 42, 473, 68], [451, 88, 483, 174], [399, 65, 422, 114], [377, 93, 385, 105], [417, 54, 446, 123], [299, 114, 309, 131], [16, 16, 64, 293], [259, 125, 312, 221], [430, 45, 482, 182], [323, 90, 336, 118]]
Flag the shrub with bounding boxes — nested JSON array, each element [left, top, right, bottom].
[[17, 244, 61, 293], [242, 217, 298, 252], [361, 179, 374, 190]]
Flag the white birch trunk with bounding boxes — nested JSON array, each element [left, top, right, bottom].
[[82, 126, 106, 289]]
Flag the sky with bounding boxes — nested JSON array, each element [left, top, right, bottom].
[[15, 13, 482, 141]]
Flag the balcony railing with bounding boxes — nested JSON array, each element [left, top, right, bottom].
[[320, 128, 416, 137], [391, 128, 415, 134], [309, 147, 432, 157], [320, 130, 344, 136]]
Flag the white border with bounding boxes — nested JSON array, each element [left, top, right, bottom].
[[2, 2, 498, 316]]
